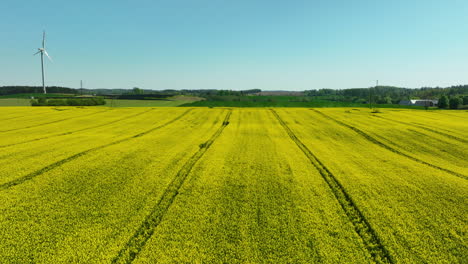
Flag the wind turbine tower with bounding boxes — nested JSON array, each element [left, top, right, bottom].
[[34, 31, 52, 94]]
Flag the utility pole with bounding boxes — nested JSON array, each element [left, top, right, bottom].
[[375, 80, 379, 109], [369, 83, 373, 109], [369, 80, 378, 109]]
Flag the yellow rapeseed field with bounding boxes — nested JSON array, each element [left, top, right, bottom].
[[0, 106, 466, 263]]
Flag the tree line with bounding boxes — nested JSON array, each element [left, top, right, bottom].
[[304, 85, 468, 104], [438, 95, 468, 109], [0, 86, 77, 95], [2, 85, 467, 108], [31, 97, 106, 106]]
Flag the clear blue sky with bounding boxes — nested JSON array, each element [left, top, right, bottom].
[[1, 0, 467, 90]]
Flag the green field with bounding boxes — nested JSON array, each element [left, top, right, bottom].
[[180, 95, 426, 109], [104, 95, 202, 107], [0, 98, 32, 106], [0, 107, 466, 263], [0, 96, 201, 107]]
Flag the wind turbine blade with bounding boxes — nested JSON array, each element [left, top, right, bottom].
[[44, 50, 52, 61], [42, 31, 46, 48], [33, 50, 41, 55]]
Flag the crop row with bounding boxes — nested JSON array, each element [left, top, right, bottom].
[[271, 109, 393, 263], [113, 110, 232, 263], [276, 108, 467, 263], [311, 109, 466, 179], [0, 107, 466, 263], [0, 107, 228, 262]]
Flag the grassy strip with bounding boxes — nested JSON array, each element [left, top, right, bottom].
[[112, 110, 232, 264], [0, 109, 155, 148], [0, 99, 34, 106], [0, 109, 193, 190], [312, 109, 467, 180], [271, 109, 394, 264], [0, 109, 109, 133]]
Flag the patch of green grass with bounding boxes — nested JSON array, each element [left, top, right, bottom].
[[0, 96, 203, 107], [0, 99, 31, 106]]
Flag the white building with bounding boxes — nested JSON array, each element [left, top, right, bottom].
[[399, 99, 438, 107]]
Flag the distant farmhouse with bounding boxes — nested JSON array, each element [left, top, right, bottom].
[[399, 99, 438, 107]]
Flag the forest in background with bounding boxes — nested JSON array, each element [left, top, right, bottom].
[[1, 85, 467, 108]]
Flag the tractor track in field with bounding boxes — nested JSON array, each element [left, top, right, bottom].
[[409, 111, 468, 121], [372, 115, 467, 144], [0, 109, 155, 149], [406, 129, 456, 145], [411, 122, 467, 143], [313, 110, 467, 180], [0, 109, 110, 133], [0, 109, 58, 122], [111, 110, 232, 264], [0, 109, 194, 191], [271, 109, 394, 264], [0, 115, 30, 122]]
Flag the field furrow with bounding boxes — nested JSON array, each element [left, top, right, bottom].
[[312, 109, 467, 179], [0, 108, 154, 148], [0, 108, 226, 263], [372, 114, 468, 144], [0, 107, 55, 121], [0, 107, 466, 263], [0, 108, 109, 132], [0, 108, 195, 185], [271, 109, 393, 264], [112, 110, 232, 263], [0, 109, 193, 190], [276, 108, 467, 263], [132, 109, 374, 263], [374, 109, 468, 138]]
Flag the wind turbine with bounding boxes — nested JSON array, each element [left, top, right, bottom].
[[34, 31, 52, 94]]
